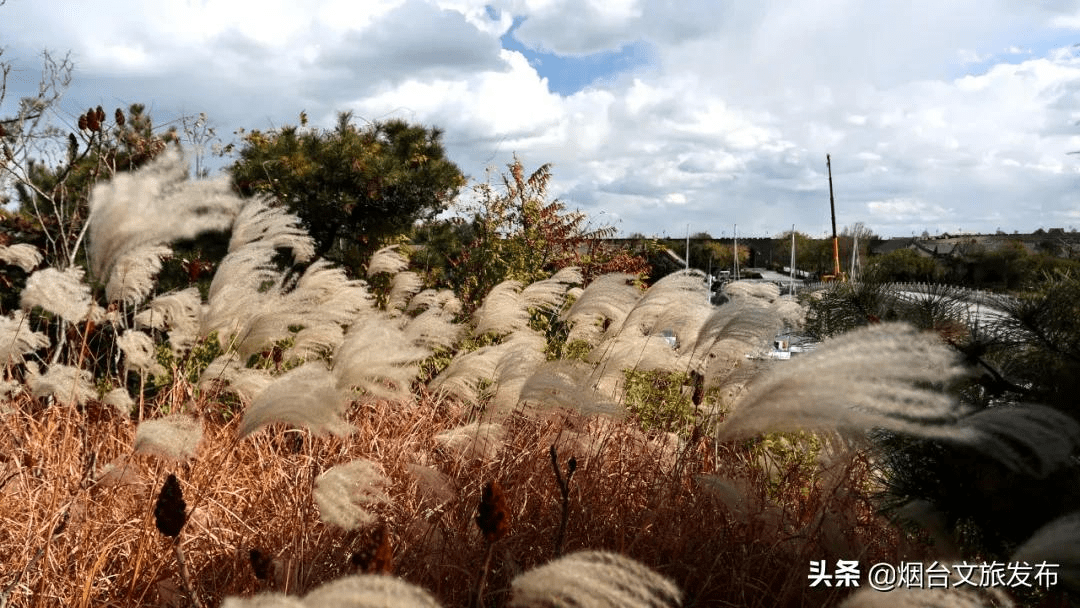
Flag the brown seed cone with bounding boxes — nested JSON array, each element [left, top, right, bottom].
[[95, 105, 105, 123], [85, 108, 100, 133], [115, 107, 125, 127], [249, 548, 272, 580], [476, 480, 510, 543], [154, 473, 187, 537], [350, 523, 393, 574], [77, 114, 87, 131]]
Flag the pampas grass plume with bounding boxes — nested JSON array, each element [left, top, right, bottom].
[[21, 267, 103, 324], [102, 387, 135, 416], [0, 243, 42, 271], [0, 311, 50, 366], [238, 363, 349, 438], [26, 362, 96, 407], [117, 329, 168, 378], [367, 245, 409, 276], [716, 323, 973, 442], [1012, 512, 1080, 593], [133, 414, 203, 461], [313, 459, 391, 531], [223, 574, 443, 608], [509, 550, 682, 608], [434, 422, 505, 462]]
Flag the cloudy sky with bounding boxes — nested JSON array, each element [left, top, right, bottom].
[[3, 0, 1080, 238]]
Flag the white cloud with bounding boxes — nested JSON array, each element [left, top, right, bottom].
[[3, 0, 1080, 238]]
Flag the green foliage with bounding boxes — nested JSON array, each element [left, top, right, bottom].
[[152, 331, 224, 393], [622, 369, 695, 433], [773, 230, 836, 277], [432, 157, 648, 311], [865, 248, 939, 283], [746, 431, 824, 500], [229, 112, 465, 271]]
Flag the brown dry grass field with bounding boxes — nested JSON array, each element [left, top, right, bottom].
[[0, 381, 918, 607]]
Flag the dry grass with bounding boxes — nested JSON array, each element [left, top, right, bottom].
[[0, 382, 916, 608]]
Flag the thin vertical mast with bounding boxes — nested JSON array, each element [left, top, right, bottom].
[[790, 224, 796, 296], [827, 154, 842, 279]]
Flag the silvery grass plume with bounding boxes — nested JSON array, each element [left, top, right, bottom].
[[723, 280, 780, 302], [227, 198, 315, 261], [133, 414, 203, 461], [279, 260, 373, 359], [222, 574, 442, 608], [473, 279, 528, 336], [387, 271, 423, 314], [488, 332, 548, 416], [86, 149, 243, 305], [691, 301, 785, 387], [1012, 511, 1080, 594], [952, 404, 1080, 477], [618, 270, 710, 341], [202, 200, 324, 356], [427, 343, 501, 403], [117, 330, 167, 379], [201, 244, 284, 346], [401, 307, 463, 351], [0, 310, 50, 367], [406, 288, 461, 316], [519, 360, 625, 418], [25, 362, 95, 407], [838, 577, 1014, 607], [509, 550, 682, 608], [1, 379, 23, 402], [102, 387, 135, 416], [434, 422, 506, 461], [20, 266, 104, 324], [105, 243, 171, 307], [367, 245, 409, 276], [332, 316, 432, 402], [474, 267, 582, 337], [0, 243, 42, 272], [313, 459, 391, 530], [133, 287, 202, 354], [427, 330, 544, 407], [238, 363, 349, 438], [561, 273, 642, 346], [716, 323, 973, 442]]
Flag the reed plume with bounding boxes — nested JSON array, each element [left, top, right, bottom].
[[133, 287, 202, 354], [86, 149, 242, 305], [0, 243, 42, 272], [25, 362, 95, 407], [434, 422, 506, 462], [716, 323, 972, 442], [133, 414, 203, 462], [117, 329, 167, 379], [20, 267, 103, 324], [0, 310, 50, 366], [367, 245, 410, 276], [313, 459, 391, 530], [509, 550, 682, 608], [238, 363, 349, 438]]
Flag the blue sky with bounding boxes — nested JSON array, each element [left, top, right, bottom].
[[2, 0, 1080, 239]]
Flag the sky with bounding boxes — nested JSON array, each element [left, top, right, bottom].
[[2, 0, 1080, 239]]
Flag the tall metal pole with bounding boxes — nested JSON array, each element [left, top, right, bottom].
[[827, 154, 842, 279], [733, 224, 739, 280], [790, 224, 796, 296], [685, 224, 690, 271]]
